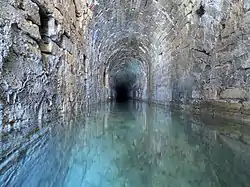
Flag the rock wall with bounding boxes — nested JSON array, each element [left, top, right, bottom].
[[0, 0, 103, 158], [157, 0, 250, 118]]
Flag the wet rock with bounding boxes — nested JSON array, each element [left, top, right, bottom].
[[220, 88, 247, 99]]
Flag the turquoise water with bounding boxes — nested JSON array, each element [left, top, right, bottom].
[[1, 101, 250, 187]]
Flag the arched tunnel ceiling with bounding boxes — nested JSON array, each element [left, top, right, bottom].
[[110, 58, 146, 89], [88, 0, 181, 99], [89, 0, 176, 59]]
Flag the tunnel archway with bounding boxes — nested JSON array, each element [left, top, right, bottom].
[[86, 0, 175, 104], [109, 57, 148, 102], [103, 40, 150, 102]]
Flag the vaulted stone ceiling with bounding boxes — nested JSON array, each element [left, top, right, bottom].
[[88, 0, 180, 99], [87, 0, 250, 106]]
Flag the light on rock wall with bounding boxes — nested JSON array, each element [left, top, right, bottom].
[[87, 0, 99, 11]]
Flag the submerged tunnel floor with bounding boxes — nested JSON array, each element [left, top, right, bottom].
[[1, 101, 250, 187]]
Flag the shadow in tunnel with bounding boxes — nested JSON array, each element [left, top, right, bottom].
[[115, 83, 130, 103]]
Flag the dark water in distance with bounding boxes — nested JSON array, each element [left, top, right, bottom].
[[1, 101, 250, 187]]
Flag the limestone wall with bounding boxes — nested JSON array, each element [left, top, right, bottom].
[[159, 0, 250, 117], [0, 0, 100, 156]]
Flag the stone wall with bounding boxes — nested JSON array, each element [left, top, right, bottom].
[[160, 0, 250, 118], [87, 0, 250, 119], [0, 0, 101, 158]]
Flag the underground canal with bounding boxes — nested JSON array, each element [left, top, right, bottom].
[[1, 0, 250, 186]]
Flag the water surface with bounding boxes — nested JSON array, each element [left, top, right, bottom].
[[1, 101, 250, 187]]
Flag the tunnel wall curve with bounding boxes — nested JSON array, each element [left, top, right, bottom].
[[85, 0, 250, 118]]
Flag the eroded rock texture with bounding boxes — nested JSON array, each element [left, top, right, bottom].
[[0, 0, 97, 157]]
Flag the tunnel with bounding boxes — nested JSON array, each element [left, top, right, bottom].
[[106, 52, 149, 103], [111, 59, 144, 102], [97, 35, 151, 103], [87, 0, 174, 103], [2, 0, 250, 186]]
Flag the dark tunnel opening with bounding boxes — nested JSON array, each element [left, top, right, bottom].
[[115, 83, 130, 102], [107, 57, 148, 103]]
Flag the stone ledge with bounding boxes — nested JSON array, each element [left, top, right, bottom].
[[146, 98, 250, 124], [174, 100, 250, 124]]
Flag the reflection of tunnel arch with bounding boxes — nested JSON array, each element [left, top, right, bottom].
[[103, 37, 150, 102]]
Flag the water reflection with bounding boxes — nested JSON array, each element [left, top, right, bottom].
[[1, 101, 250, 187]]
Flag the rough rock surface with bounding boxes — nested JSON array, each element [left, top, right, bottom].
[[0, 0, 97, 160]]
